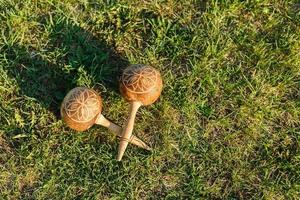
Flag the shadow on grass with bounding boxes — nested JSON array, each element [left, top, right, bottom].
[[4, 18, 129, 117]]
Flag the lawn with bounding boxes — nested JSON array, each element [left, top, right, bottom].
[[0, 0, 300, 199]]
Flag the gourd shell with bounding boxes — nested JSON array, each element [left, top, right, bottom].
[[60, 87, 102, 131], [120, 64, 163, 105]]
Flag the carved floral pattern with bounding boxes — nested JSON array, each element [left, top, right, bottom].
[[63, 87, 100, 122], [121, 65, 159, 93]]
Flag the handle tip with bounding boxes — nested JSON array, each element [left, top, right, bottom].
[[116, 140, 129, 161], [145, 145, 152, 151], [116, 153, 124, 161]]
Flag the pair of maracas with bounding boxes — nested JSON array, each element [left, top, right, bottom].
[[60, 64, 163, 161]]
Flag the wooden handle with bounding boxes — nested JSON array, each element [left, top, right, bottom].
[[96, 114, 122, 133], [116, 101, 142, 161], [95, 113, 150, 151]]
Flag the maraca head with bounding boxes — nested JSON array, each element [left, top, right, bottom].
[[60, 87, 102, 131], [120, 64, 163, 105]]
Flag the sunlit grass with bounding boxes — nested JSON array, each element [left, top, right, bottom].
[[0, 0, 299, 199]]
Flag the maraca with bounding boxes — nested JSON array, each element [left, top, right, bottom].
[[117, 64, 163, 160], [60, 87, 151, 150]]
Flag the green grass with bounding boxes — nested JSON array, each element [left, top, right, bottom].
[[0, 0, 300, 199]]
